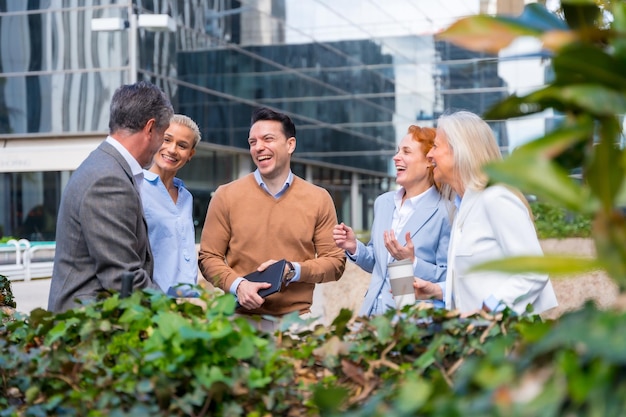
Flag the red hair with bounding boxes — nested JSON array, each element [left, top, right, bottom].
[[407, 125, 436, 185]]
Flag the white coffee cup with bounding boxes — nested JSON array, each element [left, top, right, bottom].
[[387, 259, 416, 309]]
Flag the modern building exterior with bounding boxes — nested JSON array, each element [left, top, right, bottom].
[[0, 0, 546, 243]]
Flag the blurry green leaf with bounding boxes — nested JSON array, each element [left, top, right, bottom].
[[437, 15, 538, 53], [247, 368, 272, 389], [118, 303, 150, 324], [562, 1, 601, 30], [312, 385, 349, 414], [559, 85, 626, 116], [470, 255, 603, 276], [437, 4, 567, 54], [516, 319, 553, 343], [27, 308, 53, 330], [102, 295, 122, 312], [474, 362, 516, 389], [370, 315, 393, 344], [593, 211, 626, 287], [530, 305, 626, 363], [394, 374, 432, 413], [553, 45, 626, 90], [587, 117, 625, 212], [521, 85, 626, 117], [178, 326, 212, 341], [45, 318, 80, 346], [228, 336, 255, 360], [611, 2, 626, 58], [514, 121, 593, 156], [330, 308, 354, 338], [485, 93, 549, 119], [485, 155, 587, 211], [194, 365, 231, 388], [153, 311, 189, 340], [512, 120, 594, 172]]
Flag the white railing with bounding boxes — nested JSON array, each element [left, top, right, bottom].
[[0, 239, 55, 281]]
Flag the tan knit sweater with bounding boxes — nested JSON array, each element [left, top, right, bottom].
[[198, 174, 346, 316]]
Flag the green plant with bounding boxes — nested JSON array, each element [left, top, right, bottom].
[[0, 288, 531, 416], [531, 201, 592, 238], [0, 274, 15, 309], [439, 1, 626, 283]]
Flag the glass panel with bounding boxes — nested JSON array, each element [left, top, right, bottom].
[[0, 171, 62, 241], [0, 71, 124, 134]]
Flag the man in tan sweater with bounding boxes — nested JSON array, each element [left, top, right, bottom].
[[198, 107, 346, 318]]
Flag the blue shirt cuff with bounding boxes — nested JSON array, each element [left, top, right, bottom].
[[289, 262, 301, 283], [229, 277, 244, 295], [483, 295, 506, 313]]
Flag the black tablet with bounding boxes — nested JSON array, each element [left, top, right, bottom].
[[243, 259, 286, 298]]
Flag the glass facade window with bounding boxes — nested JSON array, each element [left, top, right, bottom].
[[0, 0, 554, 242]]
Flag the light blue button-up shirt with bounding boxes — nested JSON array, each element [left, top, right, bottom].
[[142, 170, 198, 292]]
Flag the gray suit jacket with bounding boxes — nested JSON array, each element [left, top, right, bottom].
[[354, 187, 452, 316], [48, 141, 159, 312]]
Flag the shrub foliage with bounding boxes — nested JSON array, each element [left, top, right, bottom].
[[2, 289, 626, 416], [0, 288, 534, 416]]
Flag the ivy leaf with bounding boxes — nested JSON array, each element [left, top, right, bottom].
[[394, 374, 433, 413], [228, 336, 255, 360], [45, 318, 80, 346], [153, 311, 189, 340]]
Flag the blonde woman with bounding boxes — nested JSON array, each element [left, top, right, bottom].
[[413, 111, 558, 315], [142, 114, 201, 294]]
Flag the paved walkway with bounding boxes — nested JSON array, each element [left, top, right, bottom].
[[10, 278, 51, 313], [7, 277, 328, 319]]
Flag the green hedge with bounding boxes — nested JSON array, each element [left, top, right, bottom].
[[2, 288, 625, 416], [530, 201, 592, 239], [0, 288, 535, 416]]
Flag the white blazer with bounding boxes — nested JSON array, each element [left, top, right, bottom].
[[444, 185, 558, 315]]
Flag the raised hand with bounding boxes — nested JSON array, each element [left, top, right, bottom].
[[333, 222, 357, 255], [384, 230, 415, 262]]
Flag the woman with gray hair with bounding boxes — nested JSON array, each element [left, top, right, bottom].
[[413, 110, 558, 315]]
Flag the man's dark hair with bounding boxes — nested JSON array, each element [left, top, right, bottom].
[[251, 107, 296, 138], [109, 81, 174, 134]]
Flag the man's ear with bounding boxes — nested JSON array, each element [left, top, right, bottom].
[[287, 136, 296, 155], [143, 118, 156, 135]]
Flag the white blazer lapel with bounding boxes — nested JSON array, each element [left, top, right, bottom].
[[445, 188, 481, 309]]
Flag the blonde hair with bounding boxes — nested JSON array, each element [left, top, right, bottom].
[[171, 114, 201, 148], [437, 111, 533, 218], [436, 111, 502, 193]]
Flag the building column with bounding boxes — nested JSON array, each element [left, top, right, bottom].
[[351, 172, 362, 230]]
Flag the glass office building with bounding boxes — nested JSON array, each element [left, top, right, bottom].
[[0, 0, 547, 242]]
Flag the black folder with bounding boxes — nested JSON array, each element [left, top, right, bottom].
[[243, 259, 286, 298]]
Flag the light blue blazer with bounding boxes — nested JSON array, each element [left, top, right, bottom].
[[352, 187, 452, 316]]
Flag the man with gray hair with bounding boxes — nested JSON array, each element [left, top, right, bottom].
[[48, 81, 174, 312]]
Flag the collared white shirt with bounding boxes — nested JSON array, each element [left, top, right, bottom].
[[105, 136, 144, 194], [388, 186, 431, 264]]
